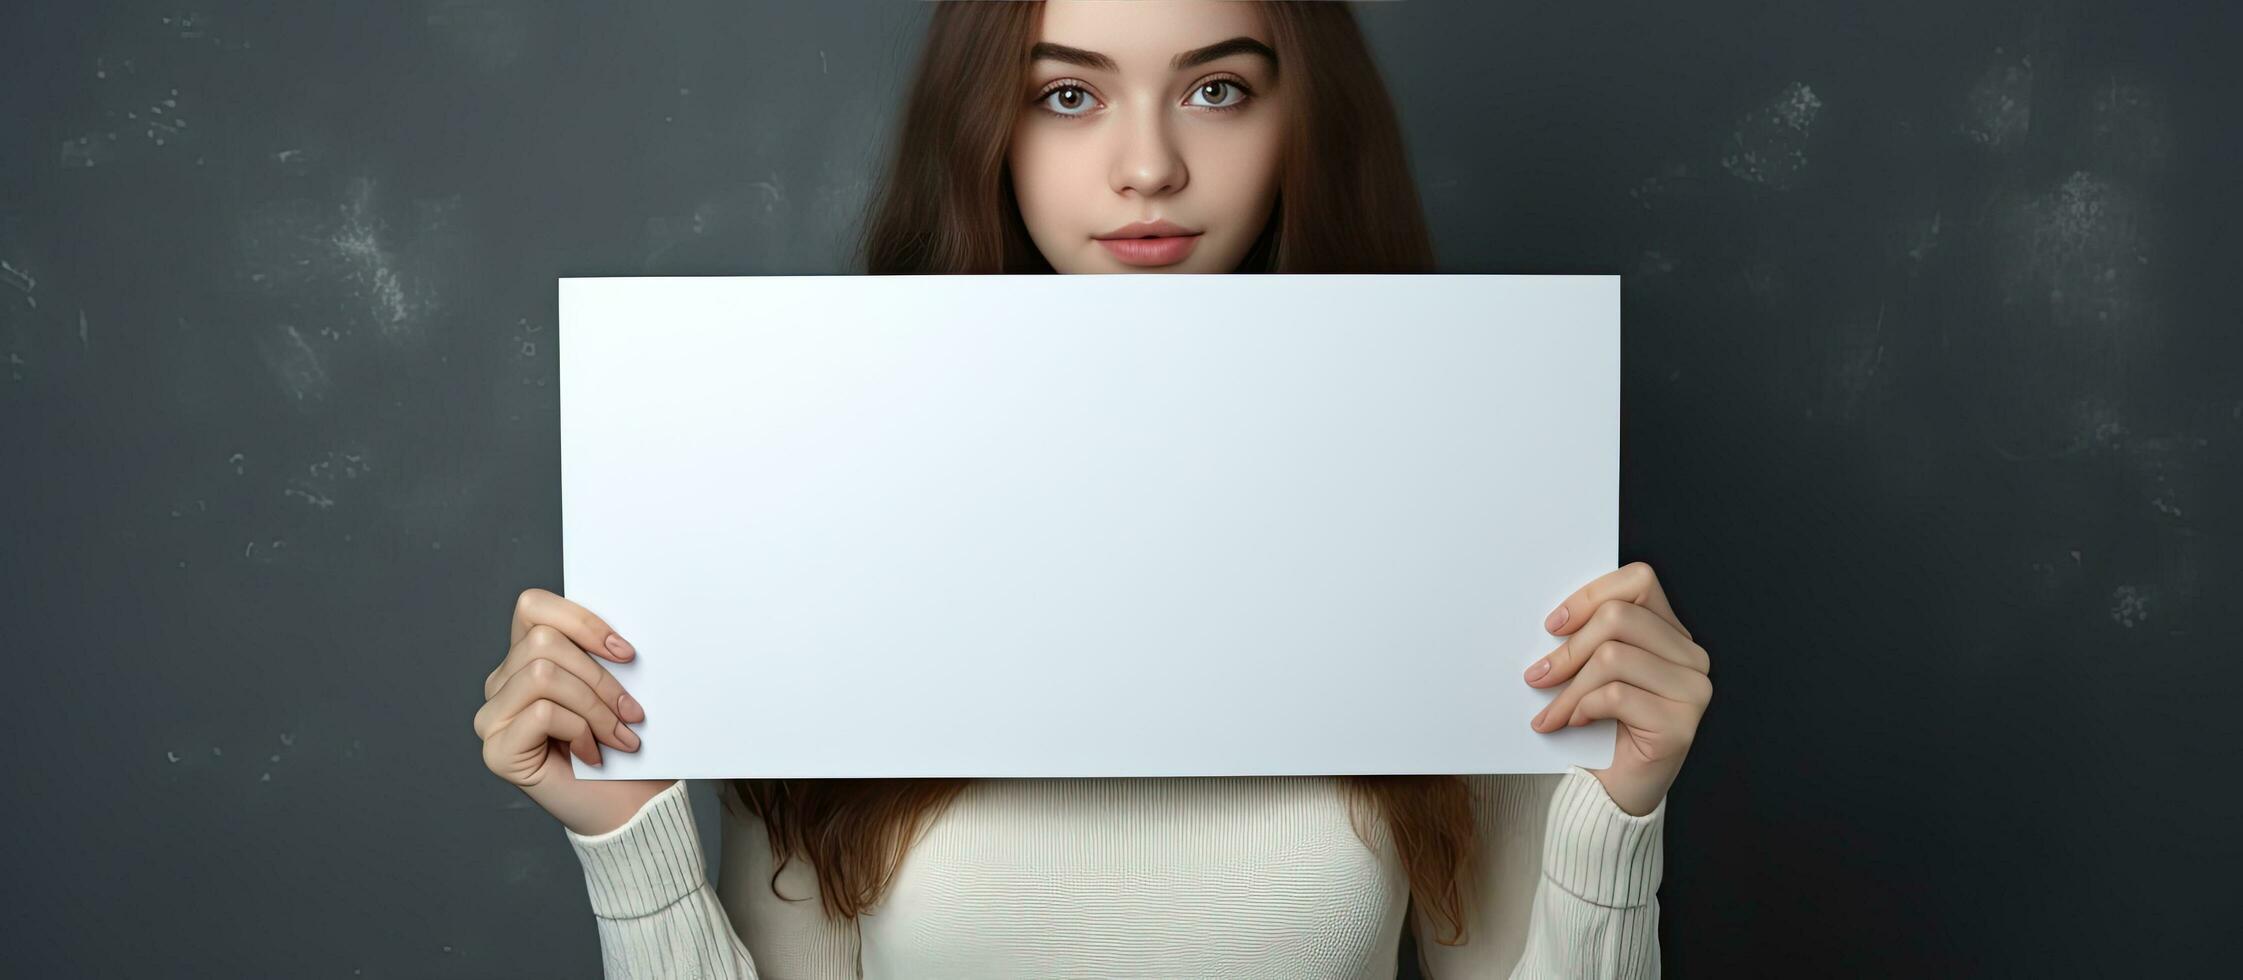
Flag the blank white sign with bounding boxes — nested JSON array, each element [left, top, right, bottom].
[[559, 274, 1618, 779]]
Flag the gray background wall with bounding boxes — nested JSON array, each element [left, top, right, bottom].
[[3, 1, 2235, 976]]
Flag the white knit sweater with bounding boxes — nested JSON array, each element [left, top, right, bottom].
[[564, 765, 1664, 978]]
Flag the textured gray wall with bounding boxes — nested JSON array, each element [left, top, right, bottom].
[[2, 1, 2235, 975]]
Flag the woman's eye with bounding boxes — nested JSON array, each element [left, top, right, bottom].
[[1040, 85, 1097, 116], [1186, 79, 1249, 110]]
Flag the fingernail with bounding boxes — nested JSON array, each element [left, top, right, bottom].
[[619, 692, 644, 723], [1544, 606, 1569, 632], [615, 722, 641, 751], [605, 633, 636, 660], [1525, 658, 1550, 682], [1532, 705, 1549, 729], [588, 746, 604, 766]]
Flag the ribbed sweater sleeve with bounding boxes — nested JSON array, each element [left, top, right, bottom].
[[565, 780, 762, 979], [1415, 766, 1667, 979]]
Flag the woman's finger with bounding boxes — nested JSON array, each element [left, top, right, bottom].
[[511, 587, 637, 663], [1526, 599, 1709, 690], [487, 699, 601, 782], [475, 657, 641, 753], [1531, 640, 1709, 732], [486, 624, 645, 726], [1543, 561, 1690, 642], [1561, 680, 1700, 747]]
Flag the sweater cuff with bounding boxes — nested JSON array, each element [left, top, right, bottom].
[[564, 779, 710, 920], [1540, 765, 1666, 909]]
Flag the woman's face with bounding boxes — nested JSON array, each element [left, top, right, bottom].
[[1008, 0, 1287, 274]]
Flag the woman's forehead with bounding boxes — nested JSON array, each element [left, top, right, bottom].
[[1030, 0, 1271, 73]]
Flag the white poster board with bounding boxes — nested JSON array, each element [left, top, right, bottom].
[[559, 274, 1618, 779]]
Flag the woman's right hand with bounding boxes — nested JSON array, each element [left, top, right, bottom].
[[477, 587, 673, 836]]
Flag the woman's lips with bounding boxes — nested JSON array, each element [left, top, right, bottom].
[[1096, 233, 1202, 267]]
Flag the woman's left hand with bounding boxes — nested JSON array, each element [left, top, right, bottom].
[[1523, 561, 1713, 816]]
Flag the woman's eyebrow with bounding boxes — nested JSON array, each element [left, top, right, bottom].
[[1027, 36, 1278, 73], [1171, 36, 1276, 71]]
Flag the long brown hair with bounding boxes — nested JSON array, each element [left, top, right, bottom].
[[727, 0, 1480, 949]]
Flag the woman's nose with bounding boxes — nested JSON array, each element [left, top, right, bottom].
[[1109, 107, 1187, 198]]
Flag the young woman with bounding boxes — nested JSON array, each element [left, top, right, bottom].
[[475, 2, 1714, 976]]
